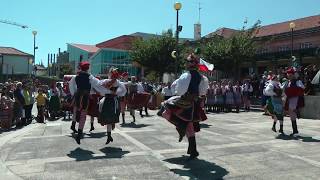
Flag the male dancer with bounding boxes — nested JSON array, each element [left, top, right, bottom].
[[158, 53, 208, 160], [69, 61, 106, 144], [126, 76, 146, 123]]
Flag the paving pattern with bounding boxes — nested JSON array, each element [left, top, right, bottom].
[[1, 110, 320, 180]]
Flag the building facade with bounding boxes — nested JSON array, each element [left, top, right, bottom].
[[0, 47, 33, 76], [205, 15, 320, 77], [90, 48, 137, 76], [67, 43, 99, 72]]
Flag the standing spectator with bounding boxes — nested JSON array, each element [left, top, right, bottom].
[[36, 89, 48, 123], [242, 79, 253, 111], [233, 81, 242, 113], [49, 82, 61, 119], [13, 82, 25, 127], [22, 83, 33, 125], [0, 87, 14, 129], [224, 81, 234, 112]]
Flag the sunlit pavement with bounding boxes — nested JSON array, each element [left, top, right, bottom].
[[1, 110, 320, 180]]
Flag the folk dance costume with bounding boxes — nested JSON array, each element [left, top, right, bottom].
[[158, 53, 208, 160], [126, 77, 149, 123], [98, 68, 127, 145], [69, 61, 106, 144], [119, 72, 129, 124], [264, 76, 284, 134], [224, 84, 234, 112], [284, 68, 305, 136], [214, 85, 224, 112], [233, 84, 242, 113], [241, 81, 253, 111], [87, 92, 100, 132]]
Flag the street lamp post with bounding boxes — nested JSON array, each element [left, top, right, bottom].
[[289, 22, 296, 57], [32, 30, 37, 76], [174, 2, 182, 75], [0, 54, 3, 82]]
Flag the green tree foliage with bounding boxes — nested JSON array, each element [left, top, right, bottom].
[[203, 21, 261, 78], [130, 30, 180, 78], [59, 64, 73, 78]]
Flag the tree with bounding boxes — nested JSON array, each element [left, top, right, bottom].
[[59, 64, 73, 78], [203, 21, 261, 79], [130, 30, 181, 80]]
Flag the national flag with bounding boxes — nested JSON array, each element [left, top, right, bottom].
[[198, 58, 214, 72]]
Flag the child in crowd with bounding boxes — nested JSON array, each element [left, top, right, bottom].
[[36, 89, 48, 123]]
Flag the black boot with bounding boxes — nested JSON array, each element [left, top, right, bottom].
[[177, 128, 185, 142], [76, 129, 83, 145], [188, 136, 199, 160], [272, 122, 276, 132], [70, 121, 78, 133], [145, 108, 149, 117], [279, 124, 284, 134], [133, 115, 136, 123], [106, 132, 113, 145], [157, 106, 165, 116], [290, 121, 299, 136], [122, 113, 126, 124], [139, 109, 144, 118], [89, 122, 95, 132]]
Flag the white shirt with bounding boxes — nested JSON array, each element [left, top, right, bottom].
[[162, 87, 173, 97], [173, 72, 209, 96]]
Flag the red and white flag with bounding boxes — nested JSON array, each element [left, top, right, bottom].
[[198, 58, 214, 72]]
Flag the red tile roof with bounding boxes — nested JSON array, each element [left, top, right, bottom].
[[0, 47, 33, 56], [205, 28, 239, 38], [255, 15, 320, 37], [96, 35, 138, 50], [69, 43, 99, 53], [206, 15, 320, 39]]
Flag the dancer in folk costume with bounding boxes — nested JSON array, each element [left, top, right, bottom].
[[158, 53, 208, 160], [233, 81, 242, 113], [98, 68, 127, 145], [87, 88, 101, 132], [283, 67, 305, 136], [264, 75, 284, 134], [224, 81, 234, 112], [119, 72, 129, 124], [69, 61, 106, 144], [126, 76, 148, 123]]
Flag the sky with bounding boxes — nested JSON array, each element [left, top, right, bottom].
[[0, 0, 319, 66]]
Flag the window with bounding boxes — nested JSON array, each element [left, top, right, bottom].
[[300, 42, 312, 49], [278, 46, 289, 52]]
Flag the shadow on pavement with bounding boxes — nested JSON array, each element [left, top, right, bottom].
[[276, 134, 320, 142], [164, 156, 229, 180], [100, 147, 130, 158], [67, 147, 130, 161], [200, 123, 212, 129], [120, 122, 150, 128], [67, 147, 96, 161], [86, 132, 107, 138]]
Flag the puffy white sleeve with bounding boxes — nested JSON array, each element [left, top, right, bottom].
[[116, 81, 127, 97], [94, 78, 112, 95], [264, 83, 276, 96], [174, 73, 191, 96], [137, 83, 144, 93], [199, 75, 209, 96], [69, 76, 77, 96], [297, 80, 305, 89]]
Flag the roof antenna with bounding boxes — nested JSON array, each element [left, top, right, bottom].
[[198, 1, 202, 23]]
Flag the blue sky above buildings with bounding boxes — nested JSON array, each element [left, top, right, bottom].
[[0, 0, 319, 66]]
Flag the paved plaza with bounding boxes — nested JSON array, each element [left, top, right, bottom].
[[1, 110, 320, 180]]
